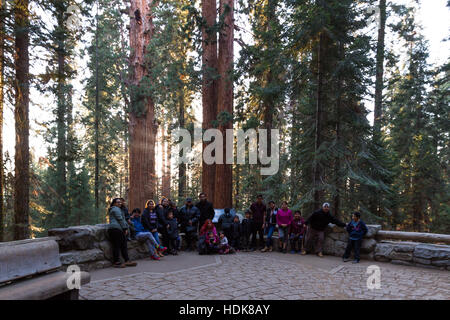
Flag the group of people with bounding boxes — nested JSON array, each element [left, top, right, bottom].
[[106, 193, 368, 268]]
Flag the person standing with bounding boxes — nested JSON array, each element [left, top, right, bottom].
[[196, 192, 216, 228], [249, 195, 266, 250], [342, 212, 368, 264], [157, 197, 171, 250], [261, 201, 278, 252], [218, 208, 234, 240], [276, 201, 293, 253], [107, 198, 137, 268], [303, 202, 346, 257], [119, 198, 135, 240], [179, 198, 201, 251]]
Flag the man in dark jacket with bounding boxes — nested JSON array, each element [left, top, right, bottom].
[[218, 208, 234, 240], [179, 198, 201, 251], [343, 212, 368, 263], [157, 198, 171, 249], [119, 198, 135, 240], [249, 195, 266, 250], [196, 192, 215, 228], [303, 202, 346, 257]]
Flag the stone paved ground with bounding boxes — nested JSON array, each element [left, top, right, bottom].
[[79, 252, 450, 300]]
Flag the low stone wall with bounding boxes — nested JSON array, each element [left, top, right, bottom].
[[47, 224, 450, 272], [323, 225, 450, 270], [48, 224, 150, 271]]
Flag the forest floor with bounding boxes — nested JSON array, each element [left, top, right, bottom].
[[79, 252, 449, 300]]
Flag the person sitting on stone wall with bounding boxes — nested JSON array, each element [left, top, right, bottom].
[[130, 208, 166, 260]]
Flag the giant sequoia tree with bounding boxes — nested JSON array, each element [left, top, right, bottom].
[[128, 0, 157, 211]]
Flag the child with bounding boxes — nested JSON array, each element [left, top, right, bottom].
[[230, 215, 242, 251], [289, 210, 306, 253], [166, 210, 179, 255], [276, 201, 293, 253], [342, 211, 368, 263], [205, 230, 219, 254], [241, 210, 254, 252], [218, 231, 231, 254]]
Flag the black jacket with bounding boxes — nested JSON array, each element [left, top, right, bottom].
[[230, 221, 242, 240], [241, 218, 254, 237], [179, 205, 201, 229], [218, 212, 234, 230], [167, 218, 179, 240], [196, 200, 215, 225], [306, 209, 346, 231], [142, 207, 166, 231], [265, 207, 278, 226]]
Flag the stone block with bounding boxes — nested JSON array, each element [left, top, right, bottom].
[[59, 249, 104, 265], [374, 242, 393, 261], [391, 259, 414, 266], [430, 259, 450, 267], [414, 244, 450, 260], [389, 251, 413, 261], [365, 225, 381, 238], [413, 257, 431, 265], [361, 239, 377, 253]]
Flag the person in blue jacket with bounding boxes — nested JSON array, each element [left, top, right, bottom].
[[342, 211, 368, 264]]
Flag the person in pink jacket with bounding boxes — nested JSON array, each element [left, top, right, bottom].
[[277, 201, 293, 253]]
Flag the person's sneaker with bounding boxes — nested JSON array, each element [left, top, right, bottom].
[[124, 261, 137, 267], [290, 250, 296, 254], [185, 247, 192, 252], [172, 250, 178, 255], [250, 248, 256, 252], [301, 250, 307, 255], [352, 259, 359, 264], [317, 252, 323, 257], [151, 255, 160, 261], [268, 246, 273, 252], [278, 247, 283, 253], [343, 257, 351, 262], [261, 247, 268, 252], [113, 262, 125, 268], [158, 246, 167, 253]]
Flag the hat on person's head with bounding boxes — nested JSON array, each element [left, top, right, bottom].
[[353, 211, 361, 218], [186, 197, 192, 202], [322, 202, 330, 208]]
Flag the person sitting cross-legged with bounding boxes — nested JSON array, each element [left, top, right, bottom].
[[342, 211, 368, 264], [130, 208, 166, 261]]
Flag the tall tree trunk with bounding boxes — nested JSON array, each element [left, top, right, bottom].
[[201, 0, 218, 201], [128, 0, 157, 211], [178, 91, 186, 199], [56, 3, 67, 227], [94, 5, 100, 222], [0, 0, 5, 241], [13, 0, 30, 240], [161, 124, 170, 198], [214, 0, 234, 208], [66, 87, 75, 225], [312, 32, 325, 209], [373, 0, 386, 139]]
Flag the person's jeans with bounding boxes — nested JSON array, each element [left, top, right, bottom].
[[108, 228, 130, 263], [343, 239, 362, 261], [185, 231, 198, 249], [151, 231, 160, 244], [278, 226, 289, 244], [289, 233, 303, 251], [136, 232, 158, 256], [266, 225, 275, 247]]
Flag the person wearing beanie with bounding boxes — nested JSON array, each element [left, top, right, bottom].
[[303, 202, 346, 257]]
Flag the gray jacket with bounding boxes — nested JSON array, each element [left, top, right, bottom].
[[108, 206, 129, 230]]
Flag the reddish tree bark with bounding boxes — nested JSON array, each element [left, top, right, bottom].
[[161, 125, 171, 198], [14, 0, 30, 240], [214, 0, 234, 209], [128, 0, 157, 212], [201, 0, 218, 201], [0, 0, 5, 240]]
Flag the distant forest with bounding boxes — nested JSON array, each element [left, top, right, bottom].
[[0, 0, 448, 241]]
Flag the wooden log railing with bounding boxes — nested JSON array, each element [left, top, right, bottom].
[[376, 230, 450, 245]]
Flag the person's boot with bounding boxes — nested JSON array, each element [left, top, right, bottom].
[[125, 261, 137, 267], [268, 246, 273, 252], [261, 246, 269, 252], [317, 252, 323, 257]]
